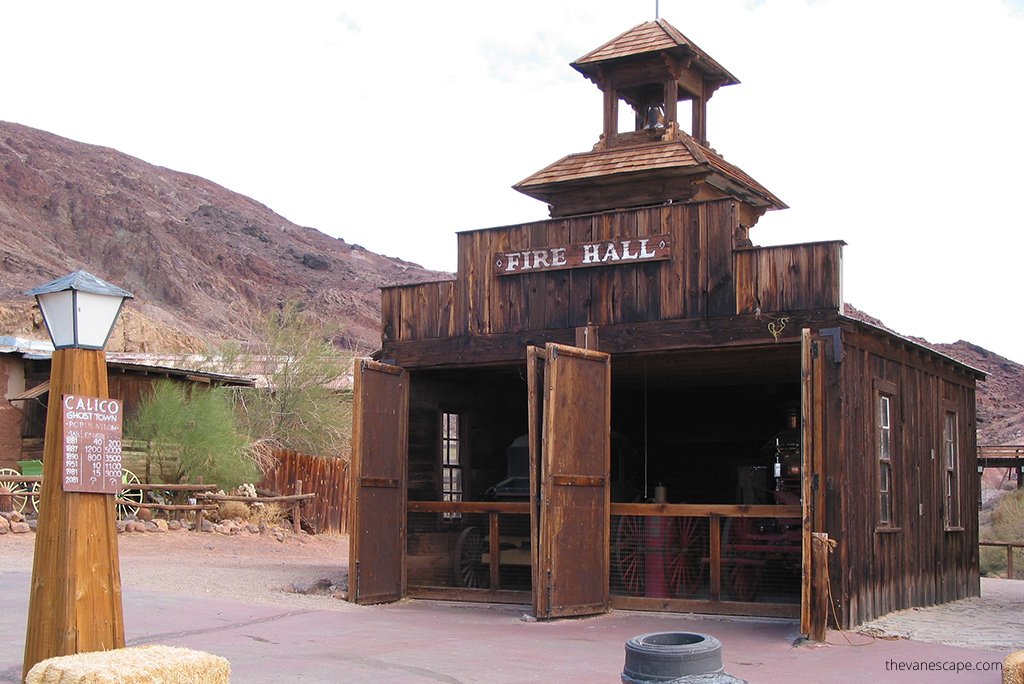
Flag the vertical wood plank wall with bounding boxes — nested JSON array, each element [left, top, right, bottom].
[[260, 450, 349, 534], [381, 200, 845, 344], [833, 330, 980, 627]]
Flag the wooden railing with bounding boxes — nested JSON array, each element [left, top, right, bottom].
[[196, 484, 315, 534], [117, 482, 220, 525], [609, 503, 803, 618], [980, 541, 1024, 579], [403, 500, 804, 616], [0, 473, 219, 523], [407, 501, 531, 603]]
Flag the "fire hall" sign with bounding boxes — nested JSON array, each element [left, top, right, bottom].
[[494, 234, 671, 276]]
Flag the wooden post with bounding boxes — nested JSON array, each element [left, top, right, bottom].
[[293, 479, 302, 533], [194, 476, 205, 533], [708, 515, 721, 602], [489, 512, 501, 590], [23, 348, 125, 677], [1008, 544, 1016, 580], [808, 532, 830, 642]]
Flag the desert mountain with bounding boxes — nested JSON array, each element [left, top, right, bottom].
[[1, 122, 1020, 446], [843, 306, 1024, 446], [0, 121, 449, 352]]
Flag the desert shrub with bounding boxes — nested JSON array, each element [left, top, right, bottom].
[[220, 302, 355, 460], [128, 380, 259, 490], [250, 502, 288, 526], [980, 488, 1024, 578], [216, 500, 251, 522]]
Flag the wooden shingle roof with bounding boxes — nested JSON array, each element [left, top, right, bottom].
[[514, 133, 786, 211], [571, 19, 739, 88]]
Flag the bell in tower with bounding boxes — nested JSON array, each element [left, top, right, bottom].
[[514, 19, 786, 227]]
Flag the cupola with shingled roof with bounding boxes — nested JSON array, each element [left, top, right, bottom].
[[514, 18, 786, 228]]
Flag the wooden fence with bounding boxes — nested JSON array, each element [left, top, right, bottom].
[[260, 450, 349, 534], [980, 541, 1023, 580]]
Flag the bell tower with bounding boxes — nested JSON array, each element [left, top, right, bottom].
[[515, 19, 785, 227]]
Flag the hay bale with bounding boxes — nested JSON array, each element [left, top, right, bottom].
[[1005, 651, 1024, 684], [26, 645, 230, 683]]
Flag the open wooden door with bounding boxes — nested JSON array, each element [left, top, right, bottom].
[[348, 359, 409, 605], [528, 343, 611, 619], [800, 329, 828, 638]]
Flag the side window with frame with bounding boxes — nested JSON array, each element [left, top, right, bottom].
[[943, 409, 961, 529], [441, 412, 463, 517], [874, 379, 898, 529]]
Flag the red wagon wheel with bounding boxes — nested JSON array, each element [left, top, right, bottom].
[[722, 517, 764, 602], [665, 516, 707, 599], [615, 515, 646, 596]]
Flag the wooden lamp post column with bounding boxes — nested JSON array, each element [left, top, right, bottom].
[[22, 271, 133, 677]]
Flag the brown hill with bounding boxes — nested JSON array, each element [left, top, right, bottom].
[[1, 122, 1020, 445], [843, 305, 1023, 446], [0, 121, 449, 352]]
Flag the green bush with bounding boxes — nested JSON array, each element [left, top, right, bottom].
[[980, 488, 1024, 578], [128, 380, 259, 489]]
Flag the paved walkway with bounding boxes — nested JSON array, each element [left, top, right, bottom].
[[1, 570, 1019, 683]]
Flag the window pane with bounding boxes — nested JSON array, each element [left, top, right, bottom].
[[441, 412, 463, 505]]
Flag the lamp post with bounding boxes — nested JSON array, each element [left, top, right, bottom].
[[22, 270, 133, 677]]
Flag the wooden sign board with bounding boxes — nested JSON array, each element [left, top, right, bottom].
[[61, 394, 123, 494], [495, 234, 671, 276]]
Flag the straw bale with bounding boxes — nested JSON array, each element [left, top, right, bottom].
[[25, 645, 230, 684], [1005, 651, 1024, 684]]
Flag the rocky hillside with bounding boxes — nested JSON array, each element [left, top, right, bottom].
[[0, 121, 448, 352], [1, 122, 1020, 445], [933, 341, 1024, 447], [844, 306, 1024, 446]]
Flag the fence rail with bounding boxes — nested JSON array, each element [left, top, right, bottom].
[[608, 504, 802, 617], [407, 501, 531, 603], [980, 541, 1024, 579]]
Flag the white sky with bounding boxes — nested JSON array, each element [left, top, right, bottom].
[[4, 0, 1024, 362]]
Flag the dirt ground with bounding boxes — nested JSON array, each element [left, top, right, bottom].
[[1, 528, 353, 611], [4, 528, 1023, 654]]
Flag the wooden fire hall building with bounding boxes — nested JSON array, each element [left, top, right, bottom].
[[348, 19, 982, 632]]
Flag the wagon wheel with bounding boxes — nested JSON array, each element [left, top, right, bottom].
[[29, 482, 41, 515], [117, 469, 143, 520], [0, 468, 29, 515], [615, 515, 646, 596], [665, 516, 706, 599], [454, 526, 489, 589], [722, 517, 763, 602]]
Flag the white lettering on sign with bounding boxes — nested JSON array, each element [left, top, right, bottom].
[[495, 235, 670, 276], [62, 394, 123, 495]]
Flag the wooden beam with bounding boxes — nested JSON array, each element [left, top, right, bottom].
[[381, 309, 842, 370]]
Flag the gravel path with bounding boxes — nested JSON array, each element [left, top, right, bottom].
[[861, 578, 1024, 651], [1, 528, 354, 611]]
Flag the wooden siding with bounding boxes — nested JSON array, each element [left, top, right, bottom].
[[734, 242, 844, 314], [382, 201, 842, 349], [828, 327, 980, 627]]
